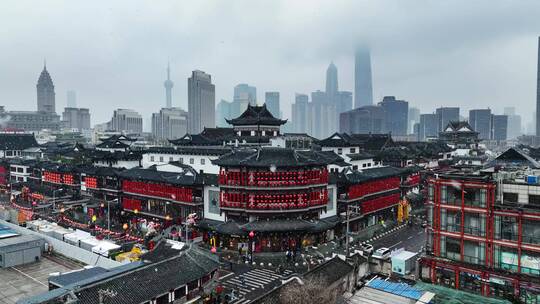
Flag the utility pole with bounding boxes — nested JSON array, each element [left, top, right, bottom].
[[346, 203, 350, 257]]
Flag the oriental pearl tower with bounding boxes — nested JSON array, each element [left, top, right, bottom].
[[164, 63, 174, 108]]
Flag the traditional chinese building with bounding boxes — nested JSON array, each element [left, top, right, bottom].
[[198, 147, 342, 252]]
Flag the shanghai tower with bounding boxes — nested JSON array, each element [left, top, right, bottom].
[[354, 46, 373, 108], [537, 36, 540, 136]]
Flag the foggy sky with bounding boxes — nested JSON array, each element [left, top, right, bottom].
[[1, 0, 539, 129]]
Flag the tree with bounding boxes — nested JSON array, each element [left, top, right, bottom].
[[279, 276, 339, 304]]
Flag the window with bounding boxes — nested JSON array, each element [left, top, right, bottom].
[[352, 165, 358, 170], [442, 209, 461, 232], [464, 188, 486, 208], [529, 195, 540, 206], [503, 192, 518, 203], [200, 159, 205, 165], [442, 185, 461, 205], [150, 156, 155, 162], [495, 215, 518, 241], [463, 240, 485, 265], [362, 163, 367, 168], [179, 158, 183, 164], [350, 148, 356, 154], [428, 184, 434, 201], [159, 156, 164, 162], [442, 237, 461, 261], [522, 219, 540, 245], [464, 213, 486, 236], [190, 158, 194, 164], [367, 163, 372, 167], [337, 148, 342, 155], [169, 157, 173, 162], [17, 167, 23, 173]]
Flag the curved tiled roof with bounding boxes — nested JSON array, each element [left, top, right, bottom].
[[226, 104, 287, 126], [212, 147, 344, 168]]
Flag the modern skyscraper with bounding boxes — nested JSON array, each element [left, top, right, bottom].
[[378, 96, 408, 136], [234, 84, 257, 106], [469, 109, 492, 140], [62, 107, 91, 131], [354, 46, 373, 108], [310, 91, 336, 139], [66, 90, 77, 108], [408, 107, 420, 134], [152, 107, 188, 140], [188, 70, 215, 134], [326, 62, 338, 98], [335, 91, 353, 116], [109, 109, 143, 134], [491, 114, 508, 141], [265, 92, 280, 118], [292, 94, 309, 134], [339, 105, 385, 134], [537, 36, 540, 136], [164, 64, 174, 108], [504, 107, 522, 139], [435, 107, 460, 132], [37, 63, 55, 113], [216, 99, 233, 127], [418, 113, 439, 141]]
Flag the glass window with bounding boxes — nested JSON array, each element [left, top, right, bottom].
[[464, 213, 486, 236], [443, 237, 461, 261], [522, 219, 540, 245], [464, 188, 485, 207], [503, 192, 518, 203], [494, 215, 518, 242], [150, 156, 155, 162], [190, 158, 194, 164], [520, 250, 540, 276], [463, 240, 485, 265], [428, 184, 434, 201], [444, 210, 461, 232], [200, 159, 205, 165], [169, 157, 173, 162], [529, 195, 540, 206], [159, 156, 164, 162], [337, 148, 342, 155], [350, 148, 356, 154], [444, 185, 461, 205], [208, 190, 220, 214]]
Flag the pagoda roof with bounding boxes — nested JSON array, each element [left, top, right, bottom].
[[212, 147, 345, 168], [316, 132, 394, 150], [169, 127, 235, 146], [226, 104, 287, 126]]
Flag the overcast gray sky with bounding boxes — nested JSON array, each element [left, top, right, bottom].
[[1, 0, 539, 130]]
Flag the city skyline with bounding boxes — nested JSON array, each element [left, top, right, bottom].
[[1, 1, 539, 128]]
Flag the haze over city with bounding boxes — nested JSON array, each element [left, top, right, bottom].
[[1, 0, 540, 127]]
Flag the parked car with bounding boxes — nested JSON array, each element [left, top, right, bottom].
[[360, 243, 374, 255], [372, 247, 391, 260]]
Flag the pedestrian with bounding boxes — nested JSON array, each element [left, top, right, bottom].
[[238, 244, 243, 257], [292, 249, 297, 261], [285, 250, 290, 262], [240, 274, 246, 287]]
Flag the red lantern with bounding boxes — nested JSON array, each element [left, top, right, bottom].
[[249, 231, 255, 238]]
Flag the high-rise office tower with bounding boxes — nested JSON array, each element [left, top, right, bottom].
[[265, 92, 280, 118], [504, 107, 522, 139], [37, 63, 56, 113], [188, 70, 215, 134], [234, 84, 257, 105], [216, 99, 233, 127], [408, 107, 420, 134], [310, 91, 336, 139], [354, 46, 373, 108], [292, 94, 309, 134], [336, 91, 353, 116], [326, 62, 338, 98], [66, 90, 77, 108], [491, 114, 508, 141], [152, 107, 188, 140], [109, 109, 143, 134], [62, 107, 90, 131], [339, 105, 385, 134], [436, 107, 460, 132], [469, 109, 492, 140], [537, 36, 540, 136], [418, 113, 439, 141], [164, 64, 174, 108], [378, 96, 408, 136]]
